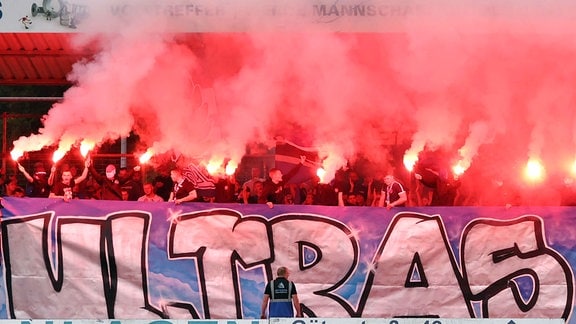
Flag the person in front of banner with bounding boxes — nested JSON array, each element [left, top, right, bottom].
[[169, 168, 197, 204], [137, 182, 164, 202], [242, 167, 265, 203], [17, 162, 51, 198], [260, 267, 302, 319], [261, 155, 306, 208], [378, 174, 407, 209], [89, 162, 123, 200], [49, 157, 90, 202]]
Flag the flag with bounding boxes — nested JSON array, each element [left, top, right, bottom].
[[183, 163, 216, 198], [274, 140, 319, 184]]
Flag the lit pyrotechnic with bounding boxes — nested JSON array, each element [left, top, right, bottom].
[[571, 159, 576, 177], [225, 160, 238, 176], [80, 141, 95, 158], [10, 148, 24, 161], [52, 149, 66, 163], [139, 148, 154, 164], [206, 159, 223, 176], [317, 144, 348, 184], [452, 158, 471, 177], [316, 167, 327, 183], [452, 162, 466, 177], [524, 158, 545, 183], [403, 152, 418, 172]]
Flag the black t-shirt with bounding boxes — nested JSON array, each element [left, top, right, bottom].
[[262, 180, 283, 204], [51, 181, 75, 198], [28, 178, 50, 198], [154, 175, 173, 201], [122, 179, 144, 201], [384, 181, 407, 207]]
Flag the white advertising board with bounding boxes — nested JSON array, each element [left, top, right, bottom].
[[272, 318, 565, 324], [1, 0, 575, 33], [0, 0, 410, 33]]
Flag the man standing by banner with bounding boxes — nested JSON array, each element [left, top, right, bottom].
[[89, 162, 123, 200], [169, 168, 198, 204], [260, 267, 302, 318], [262, 155, 306, 208], [378, 174, 408, 209]]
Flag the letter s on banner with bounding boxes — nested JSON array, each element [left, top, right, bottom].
[[461, 216, 574, 320]]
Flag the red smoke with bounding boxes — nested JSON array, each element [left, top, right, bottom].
[[12, 0, 576, 205]]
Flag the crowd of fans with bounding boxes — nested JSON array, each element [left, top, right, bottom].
[[0, 154, 415, 208], [2, 152, 576, 207]]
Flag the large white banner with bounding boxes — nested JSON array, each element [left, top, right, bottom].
[[1, 198, 574, 321]]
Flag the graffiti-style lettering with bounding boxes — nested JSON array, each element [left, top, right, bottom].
[[1, 211, 162, 319], [268, 215, 359, 317], [0, 200, 574, 321], [169, 210, 270, 319], [461, 216, 574, 320], [360, 213, 470, 318]]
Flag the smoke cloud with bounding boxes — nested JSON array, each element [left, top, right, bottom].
[[11, 0, 576, 204]]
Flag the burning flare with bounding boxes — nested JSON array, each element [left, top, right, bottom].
[[571, 159, 576, 177], [139, 148, 154, 164], [403, 153, 418, 172], [206, 159, 223, 176], [80, 141, 95, 158], [225, 160, 238, 176], [10, 148, 24, 161], [452, 162, 466, 177], [452, 159, 470, 177], [52, 149, 66, 163], [316, 167, 327, 183], [524, 158, 545, 183]]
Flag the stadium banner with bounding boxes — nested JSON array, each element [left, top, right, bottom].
[[0, 197, 574, 322], [0, 0, 574, 33]]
